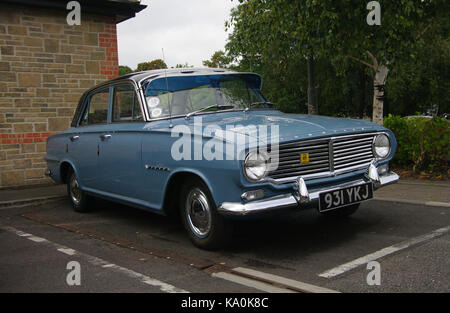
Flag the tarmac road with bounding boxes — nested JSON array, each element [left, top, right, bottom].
[[0, 196, 448, 293]]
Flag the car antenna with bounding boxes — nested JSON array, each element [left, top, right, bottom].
[[162, 48, 173, 128]]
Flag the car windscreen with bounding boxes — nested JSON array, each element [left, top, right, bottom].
[[143, 74, 266, 119]]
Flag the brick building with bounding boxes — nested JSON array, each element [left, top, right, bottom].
[[0, 0, 146, 188]]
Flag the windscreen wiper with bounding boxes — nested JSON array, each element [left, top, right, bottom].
[[244, 101, 275, 112], [185, 104, 234, 120]]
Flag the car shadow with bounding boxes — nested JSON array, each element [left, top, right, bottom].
[[22, 196, 383, 265], [70, 197, 381, 261], [229, 208, 376, 257]]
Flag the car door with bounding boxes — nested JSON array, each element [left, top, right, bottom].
[[97, 83, 145, 199], [69, 87, 111, 191]]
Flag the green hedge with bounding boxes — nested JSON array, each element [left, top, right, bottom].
[[384, 115, 450, 173]]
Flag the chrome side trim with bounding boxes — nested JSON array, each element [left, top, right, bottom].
[[145, 164, 171, 172]]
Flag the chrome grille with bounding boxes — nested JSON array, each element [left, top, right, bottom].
[[267, 133, 376, 181], [333, 135, 374, 170]]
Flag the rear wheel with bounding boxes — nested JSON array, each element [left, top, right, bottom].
[[67, 168, 92, 213], [320, 203, 360, 218], [179, 178, 232, 250]]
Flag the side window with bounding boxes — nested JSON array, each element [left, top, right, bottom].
[[80, 88, 109, 125], [112, 84, 143, 122]]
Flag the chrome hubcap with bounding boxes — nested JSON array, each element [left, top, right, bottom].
[[69, 173, 81, 205], [185, 188, 212, 238]]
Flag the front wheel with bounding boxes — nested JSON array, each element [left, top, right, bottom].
[[319, 203, 360, 218], [180, 178, 233, 250]]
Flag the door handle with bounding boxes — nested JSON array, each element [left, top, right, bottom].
[[69, 135, 79, 142], [100, 134, 112, 141]]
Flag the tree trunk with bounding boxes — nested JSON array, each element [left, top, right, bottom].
[[307, 56, 318, 115], [372, 65, 389, 125]]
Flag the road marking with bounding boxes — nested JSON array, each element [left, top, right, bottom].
[[319, 225, 450, 278], [397, 181, 450, 188], [212, 266, 339, 293], [425, 201, 450, 208], [57, 248, 76, 256], [21, 212, 215, 270], [374, 197, 450, 208], [233, 267, 339, 293], [212, 272, 295, 293], [1, 225, 189, 293], [28, 236, 47, 243]]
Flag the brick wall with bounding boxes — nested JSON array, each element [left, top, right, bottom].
[[0, 3, 119, 188]]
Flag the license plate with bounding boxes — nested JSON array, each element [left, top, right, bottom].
[[319, 183, 373, 212]]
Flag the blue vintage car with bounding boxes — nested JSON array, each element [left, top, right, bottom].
[[45, 68, 399, 249]]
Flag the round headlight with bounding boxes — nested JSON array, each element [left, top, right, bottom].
[[244, 151, 269, 182], [373, 134, 391, 159]]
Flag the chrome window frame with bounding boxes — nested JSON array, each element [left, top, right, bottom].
[[110, 82, 145, 123], [74, 79, 146, 127]]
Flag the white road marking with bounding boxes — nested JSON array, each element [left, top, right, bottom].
[[57, 248, 76, 256], [373, 197, 450, 208], [319, 225, 450, 278], [212, 272, 295, 293], [1, 225, 189, 293], [425, 201, 450, 208], [233, 267, 339, 293], [28, 236, 47, 243]]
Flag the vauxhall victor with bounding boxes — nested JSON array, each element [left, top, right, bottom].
[[45, 68, 399, 249]]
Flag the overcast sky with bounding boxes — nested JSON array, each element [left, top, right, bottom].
[[117, 0, 237, 69]]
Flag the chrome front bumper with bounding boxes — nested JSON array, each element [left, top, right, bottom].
[[218, 168, 399, 216]]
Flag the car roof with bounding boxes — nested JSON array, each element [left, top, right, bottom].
[[110, 67, 241, 84], [88, 67, 261, 93]]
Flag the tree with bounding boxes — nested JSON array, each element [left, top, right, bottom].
[[118, 65, 133, 76], [226, 1, 327, 114], [384, 14, 450, 116], [329, 0, 447, 124], [226, 0, 448, 124], [202, 50, 232, 68], [136, 59, 167, 72], [174, 63, 194, 68]]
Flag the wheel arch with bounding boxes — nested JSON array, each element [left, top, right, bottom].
[[59, 159, 79, 185], [162, 170, 214, 217]]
